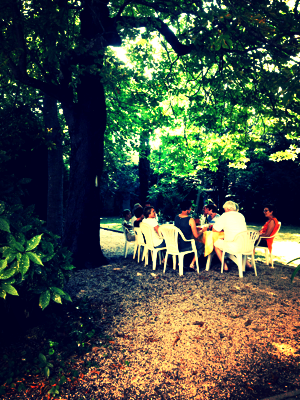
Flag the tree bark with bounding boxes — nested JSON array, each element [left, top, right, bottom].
[[43, 94, 63, 238], [62, 74, 108, 268], [139, 131, 150, 206]]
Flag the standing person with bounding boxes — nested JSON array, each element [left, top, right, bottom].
[[175, 200, 204, 270], [122, 209, 135, 241], [213, 201, 247, 271], [142, 206, 165, 249]]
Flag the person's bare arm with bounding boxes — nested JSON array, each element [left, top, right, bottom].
[[261, 220, 275, 237], [154, 225, 160, 235], [190, 218, 200, 238]]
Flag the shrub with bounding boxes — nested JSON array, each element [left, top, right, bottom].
[[0, 198, 75, 310]]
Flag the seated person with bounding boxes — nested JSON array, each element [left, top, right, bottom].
[[174, 200, 204, 270], [202, 204, 212, 224], [133, 207, 144, 227], [213, 201, 247, 271], [122, 209, 135, 241], [256, 205, 279, 250], [142, 206, 166, 248], [131, 203, 142, 224], [202, 204, 220, 231]]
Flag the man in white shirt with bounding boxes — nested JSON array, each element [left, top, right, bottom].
[[213, 201, 247, 271], [142, 206, 165, 248]]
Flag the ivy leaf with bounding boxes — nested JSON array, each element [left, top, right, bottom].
[[19, 254, 30, 276], [25, 234, 43, 251], [1, 284, 18, 296], [27, 252, 43, 266], [39, 290, 50, 309], [0, 218, 10, 233]]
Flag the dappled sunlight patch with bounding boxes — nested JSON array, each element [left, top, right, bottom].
[[273, 343, 298, 356]]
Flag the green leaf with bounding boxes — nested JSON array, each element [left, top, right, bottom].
[[20, 225, 32, 233], [39, 353, 47, 364], [19, 254, 30, 276], [51, 293, 62, 304], [25, 234, 43, 251], [27, 252, 43, 266], [0, 218, 10, 233], [0, 289, 6, 299], [7, 234, 25, 252], [62, 293, 72, 302], [291, 264, 300, 283], [50, 287, 66, 296], [15, 233, 26, 246], [0, 202, 5, 215], [0, 265, 18, 279], [39, 290, 50, 309], [1, 284, 18, 296], [0, 259, 7, 273], [44, 366, 50, 378]]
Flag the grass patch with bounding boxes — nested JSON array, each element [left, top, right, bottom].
[[100, 217, 123, 232]]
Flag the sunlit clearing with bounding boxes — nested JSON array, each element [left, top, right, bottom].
[[273, 343, 297, 356]]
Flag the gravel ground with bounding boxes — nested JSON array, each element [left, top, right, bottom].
[[56, 230, 300, 399]]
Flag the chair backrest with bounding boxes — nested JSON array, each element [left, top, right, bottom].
[[122, 224, 128, 242], [271, 221, 281, 238], [159, 224, 180, 254], [140, 222, 156, 250], [134, 227, 145, 245], [233, 230, 259, 254]]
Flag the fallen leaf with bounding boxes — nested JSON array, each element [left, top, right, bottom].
[[193, 321, 204, 327], [245, 319, 252, 327], [137, 272, 143, 276], [173, 336, 180, 346], [164, 320, 170, 324], [113, 268, 121, 271], [219, 332, 225, 339]]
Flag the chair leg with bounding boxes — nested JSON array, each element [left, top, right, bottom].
[[206, 253, 213, 271], [137, 246, 140, 263], [153, 250, 158, 270], [195, 252, 199, 274], [265, 248, 269, 265], [221, 252, 226, 273], [251, 253, 257, 276], [124, 241, 128, 258], [144, 249, 148, 266], [270, 251, 274, 268], [178, 254, 184, 276], [163, 252, 168, 273], [173, 255, 176, 270], [133, 243, 137, 260], [237, 254, 243, 278]]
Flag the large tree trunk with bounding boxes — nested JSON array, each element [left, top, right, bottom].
[[62, 74, 108, 268], [43, 94, 63, 238], [139, 131, 150, 206]]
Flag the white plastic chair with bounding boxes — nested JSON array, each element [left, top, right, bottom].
[[140, 222, 166, 270], [122, 225, 135, 258], [133, 227, 146, 263], [220, 230, 260, 278], [159, 224, 199, 276], [255, 222, 281, 268]]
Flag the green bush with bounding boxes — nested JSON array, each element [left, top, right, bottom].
[[0, 198, 74, 310]]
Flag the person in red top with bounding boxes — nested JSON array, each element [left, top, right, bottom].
[[257, 205, 279, 252]]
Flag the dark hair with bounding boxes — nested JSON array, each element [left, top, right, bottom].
[[134, 207, 144, 218], [264, 205, 276, 215], [144, 206, 153, 218], [206, 204, 218, 213], [122, 209, 131, 218], [180, 199, 192, 211]]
